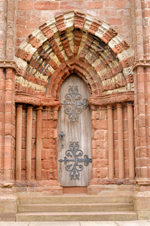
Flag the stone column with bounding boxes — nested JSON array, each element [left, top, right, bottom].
[[107, 105, 114, 179], [26, 106, 33, 181], [36, 107, 42, 180], [127, 103, 135, 179], [0, 1, 7, 60], [0, 69, 5, 179], [4, 68, 15, 180], [0, 66, 15, 181], [0, 0, 16, 60], [6, 0, 16, 60], [133, 1, 150, 220], [133, 0, 149, 184], [16, 105, 22, 180], [117, 103, 124, 179]]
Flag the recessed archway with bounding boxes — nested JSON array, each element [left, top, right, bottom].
[[15, 11, 134, 99], [14, 11, 135, 191]]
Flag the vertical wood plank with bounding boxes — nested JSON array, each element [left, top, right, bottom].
[[26, 106, 32, 181], [58, 75, 91, 186], [16, 105, 22, 180], [107, 105, 114, 179], [36, 107, 42, 180], [127, 103, 135, 179], [117, 103, 124, 179]]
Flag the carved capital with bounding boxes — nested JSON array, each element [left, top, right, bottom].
[[0, 60, 17, 70], [127, 102, 133, 107], [88, 92, 134, 106], [133, 60, 150, 70], [136, 178, 150, 186], [107, 105, 113, 110], [15, 94, 61, 107], [117, 103, 122, 109], [37, 106, 43, 111]]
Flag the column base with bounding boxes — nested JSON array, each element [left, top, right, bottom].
[[136, 178, 150, 186], [13, 180, 63, 194], [88, 183, 135, 195], [0, 194, 17, 221], [134, 191, 150, 220]]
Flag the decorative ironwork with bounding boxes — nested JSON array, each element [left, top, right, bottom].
[[62, 86, 87, 122], [59, 142, 92, 180]]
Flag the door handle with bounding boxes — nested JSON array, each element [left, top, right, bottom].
[[59, 131, 65, 140]]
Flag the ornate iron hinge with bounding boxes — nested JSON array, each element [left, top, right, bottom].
[[62, 86, 87, 122], [59, 142, 92, 180]]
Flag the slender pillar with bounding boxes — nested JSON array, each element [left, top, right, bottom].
[[16, 105, 22, 180], [107, 105, 114, 179], [127, 103, 135, 179], [117, 103, 124, 179], [36, 107, 42, 180], [26, 106, 32, 180], [0, 69, 5, 176]]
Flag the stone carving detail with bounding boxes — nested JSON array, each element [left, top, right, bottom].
[[62, 86, 87, 121], [59, 142, 92, 180]]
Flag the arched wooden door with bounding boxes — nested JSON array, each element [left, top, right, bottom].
[[57, 75, 92, 186]]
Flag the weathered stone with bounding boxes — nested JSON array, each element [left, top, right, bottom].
[[0, 0, 150, 221]]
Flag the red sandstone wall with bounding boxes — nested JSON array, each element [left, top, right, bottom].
[[0, 1, 6, 59], [20, 107, 57, 181], [16, 0, 134, 49], [91, 104, 131, 184], [18, 103, 132, 183], [0, 69, 15, 181], [92, 107, 108, 180], [133, 0, 150, 183], [1, 0, 150, 185], [42, 108, 57, 180], [13, 0, 135, 183], [12, 0, 135, 183]]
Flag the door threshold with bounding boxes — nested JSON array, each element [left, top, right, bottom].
[[63, 187, 87, 194]]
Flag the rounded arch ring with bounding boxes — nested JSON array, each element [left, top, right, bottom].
[[15, 11, 134, 98]]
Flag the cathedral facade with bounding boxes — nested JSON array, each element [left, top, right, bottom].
[[0, 0, 150, 221]]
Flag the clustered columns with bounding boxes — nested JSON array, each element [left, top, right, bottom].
[[15, 104, 43, 181], [107, 102, 135, 180], [15, 100, 135, 184]]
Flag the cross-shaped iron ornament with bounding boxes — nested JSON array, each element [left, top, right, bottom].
[[62, 86, 87, 122], [59, 142, 92, 180]]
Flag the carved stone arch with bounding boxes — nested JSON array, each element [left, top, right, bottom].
[[46, 60, 102, 99], [14, 11, 135, 190], [15, 11, 134, 100]]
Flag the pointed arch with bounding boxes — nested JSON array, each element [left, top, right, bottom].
[[15, 11, 134, 99]]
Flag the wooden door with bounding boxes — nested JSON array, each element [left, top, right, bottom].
[[57, 75, 92, 187]]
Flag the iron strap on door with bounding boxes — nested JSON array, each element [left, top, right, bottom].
[[59, 142, 92, 180], [62, 86, 87, 122]]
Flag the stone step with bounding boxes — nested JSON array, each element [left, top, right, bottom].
[[18, 195, 133, 204], [18, 203, 134, 212], [16, 211, 137, 221]]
